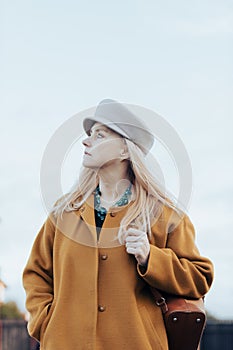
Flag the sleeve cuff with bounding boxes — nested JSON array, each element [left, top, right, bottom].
[[137, 245, 153, 277]]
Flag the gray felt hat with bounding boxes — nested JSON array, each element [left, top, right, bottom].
[[83, 99, 154, 154]]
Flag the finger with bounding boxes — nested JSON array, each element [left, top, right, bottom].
[[126, 246, 138, 255], [125, 234, 147, 243], [125, 235, 142, 242], [125, 231, 146, 241], [126, 242, 144, 249], [126, 228, 144, 236]]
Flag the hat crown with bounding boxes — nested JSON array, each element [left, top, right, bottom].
[[83, 99, 154, 154]]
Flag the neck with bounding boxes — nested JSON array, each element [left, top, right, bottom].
[[97, 165, 132, 205]]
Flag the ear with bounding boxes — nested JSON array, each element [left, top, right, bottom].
[[120, 149, 129, 161], [120, 138, 129, 160]]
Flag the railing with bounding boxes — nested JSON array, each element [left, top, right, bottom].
[[0, 319, 233, 350], [201, 321, 233, 350], [0, 320, 38, 350]]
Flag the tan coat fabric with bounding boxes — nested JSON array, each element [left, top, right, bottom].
[[22, 195, 213, 350]]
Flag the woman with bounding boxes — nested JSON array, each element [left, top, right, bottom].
[[23, 99, 213, 350]]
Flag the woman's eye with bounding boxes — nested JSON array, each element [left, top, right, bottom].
[[97, 133, 104, 138]]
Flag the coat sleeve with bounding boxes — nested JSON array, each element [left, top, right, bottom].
[[137, 211, 214, 298], [22, 215, 55, 341]]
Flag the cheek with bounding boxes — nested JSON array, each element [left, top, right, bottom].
[[90, 138, 122, 162], [103, 145, 120, 160], [93, 148, 120, 167], [95, 141, 120, 155]]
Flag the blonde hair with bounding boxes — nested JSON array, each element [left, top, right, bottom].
[[51, 137, 182, 243]]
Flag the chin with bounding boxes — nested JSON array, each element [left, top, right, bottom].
[[82, 161, 98, 169], [82, 162, 91, 168]]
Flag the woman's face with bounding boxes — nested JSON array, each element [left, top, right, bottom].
[[82, 122, 127, 170]]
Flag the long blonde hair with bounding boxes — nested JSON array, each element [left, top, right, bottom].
[[51, 137, 182, 243]]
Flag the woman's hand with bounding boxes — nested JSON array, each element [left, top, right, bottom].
[[125, 227, 150, 266]]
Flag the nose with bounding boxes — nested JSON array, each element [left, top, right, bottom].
[[82, 136, 91, 147]]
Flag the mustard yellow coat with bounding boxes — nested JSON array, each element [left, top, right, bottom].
[[22, 195, 213, 350]]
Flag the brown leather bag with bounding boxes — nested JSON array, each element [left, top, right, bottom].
[[151, 289, 206, 350]]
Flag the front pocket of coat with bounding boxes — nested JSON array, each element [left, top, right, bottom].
[[40, 301, 55, 341], [138, 305, 165, 350]]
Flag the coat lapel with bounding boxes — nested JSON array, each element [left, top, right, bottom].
[[80, 193, 133, 248], [78, 194, 98, 244]]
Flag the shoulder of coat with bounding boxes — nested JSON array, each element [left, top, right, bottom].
[[154, 202, 187, 233]]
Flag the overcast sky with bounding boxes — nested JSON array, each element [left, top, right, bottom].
[[1, 0, 233, 320]]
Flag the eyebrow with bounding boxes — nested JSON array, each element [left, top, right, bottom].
[[90, 127, 110, 135]]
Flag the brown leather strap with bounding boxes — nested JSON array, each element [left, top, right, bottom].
[[150, 288, 168, 314]]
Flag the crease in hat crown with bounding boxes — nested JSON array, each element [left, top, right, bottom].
[[83, 99, 154, 154]]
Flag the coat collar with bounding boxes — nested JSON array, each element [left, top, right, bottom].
[[78, 193, 134, 247]]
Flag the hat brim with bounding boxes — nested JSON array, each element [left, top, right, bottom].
[[83, 116, 130, 139]]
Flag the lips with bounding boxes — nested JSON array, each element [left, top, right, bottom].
[[84, 151, 91, 156]]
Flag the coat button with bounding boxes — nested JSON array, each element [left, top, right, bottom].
[[79, 206, 85, 213], [98, 305, 106, 312], [101, 254, 108, 260], [110, 212, 116, 217]]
